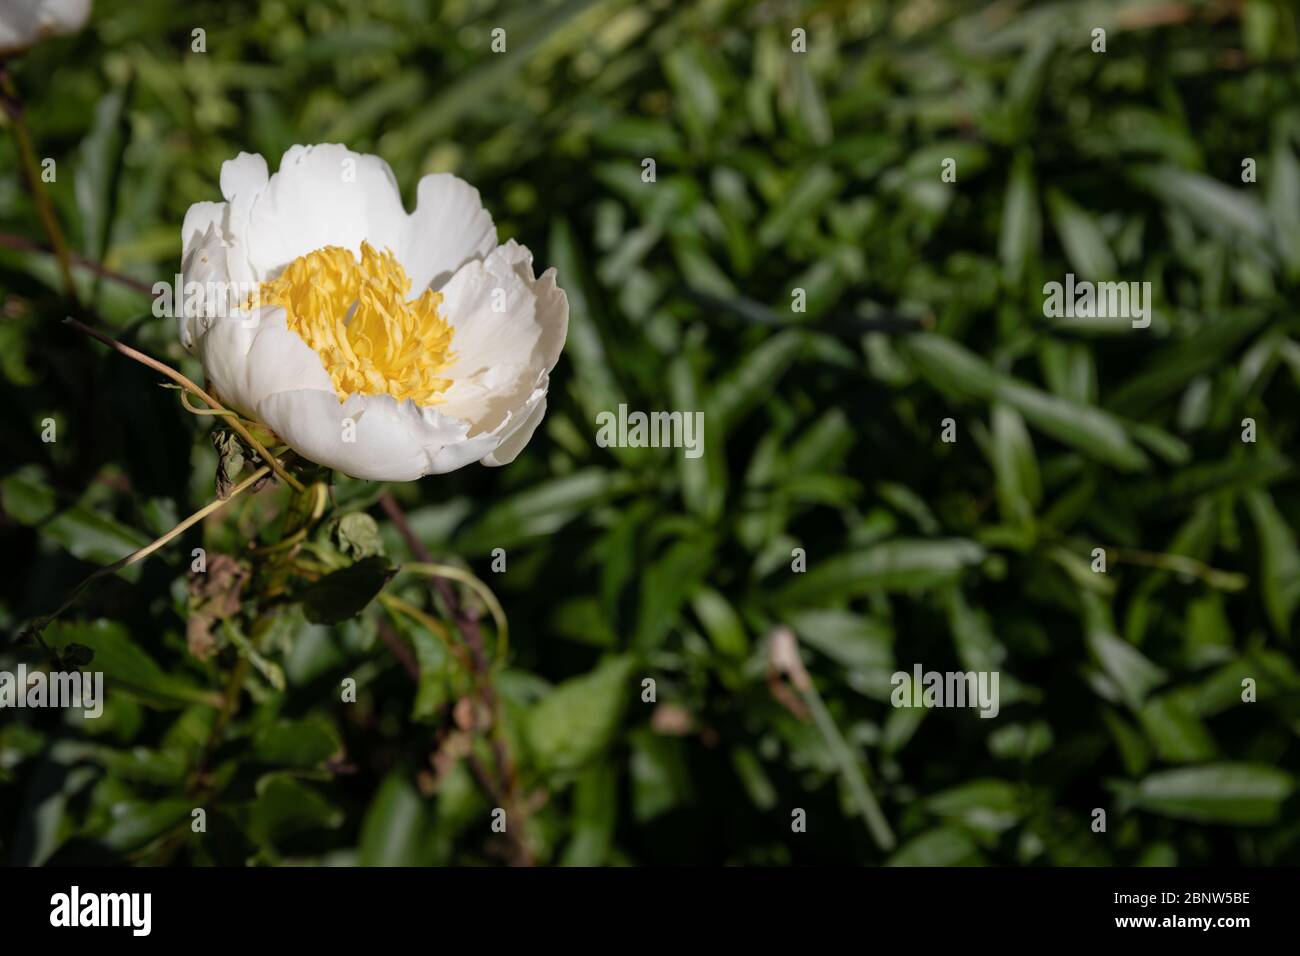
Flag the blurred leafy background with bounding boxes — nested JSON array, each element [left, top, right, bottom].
[[3, 0, 1300, 866]]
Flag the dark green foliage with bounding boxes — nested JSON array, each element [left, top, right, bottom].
[[2, 0, 1299, 866]]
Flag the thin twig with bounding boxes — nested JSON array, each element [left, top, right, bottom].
[[375, 616, 420, 681], [0, 67, 77, 306], [64, 316, 307, 494], [379, 492, 437, 562], [155, 655, 251, 865], [25, 464, 272, 637], [770, 625, 895, 851], [377, 490, 534, 866], [379, 592, 471, 671], [193, 656, 251, 785], [0, 231, 155, 296], [378, 494, 495, 665], [1108, 546, 1249, 591], [404, 562, 509, 665]]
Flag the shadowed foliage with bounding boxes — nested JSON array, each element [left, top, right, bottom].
[[1, 0, 1298, 866]]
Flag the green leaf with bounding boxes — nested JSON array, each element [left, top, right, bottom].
[[989, 403, 1041, 527], [630, 730, 694, 822], [43, 620, 218, 709], [384, 0, 603, 153], [997, 381, 1149, 472], [1047, 188, 1117, 280], [635, 536, 715, 649], [549, 218, 634, 446], [1107, 310, 1269, 415], [460, 469, 628, 551], [96, 798, 193, 853], [904, 333, 1004, 399], [358, 771, 429, 866], [1087, 629, 1167, 708], [1132, 765, 1294, 825], [999, 151, 1040, 285], [711, 331, 805, 432], [252, 715, 342, 768], [757, 166, 839, 248], [776, 539, 986, 606], [1101, 708, 1150, 776], [943, 588, 1010, 676], [247, 774, 343, 845], [74, 86, 129, 268], [905, 335, 1149, 471], [988, 722, 1054, 762], [787, 56, 832, 146], [526, 655, 635, 773], [1245, 490, 1300, 634], [924, 779, 1023, 834], [1129, 166, 1270, 243], [886, 827, 981, 866], [301, 557, 396, 625], [787, 609, 893, 672], [731, 747, 777, 811], [331, 512, 385, 560], [663, 45, 722, 135], [1268, 133, 1300, 277], [2, 467, 149, 570], [670, 355, 726, 520], [1137, 694, 1217, 763], [690, 587, 749, 658], [560, 762, 618, 865], [395, 612, 456, 722], [56, 741, 186, 785]]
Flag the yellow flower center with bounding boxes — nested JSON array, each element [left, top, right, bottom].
[[256, 242, 455, 406]]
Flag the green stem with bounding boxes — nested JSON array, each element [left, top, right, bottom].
[[1108, 546, 1248, 591], [403, 562, 510, 664], [379, 592, 472, 670], [800, 681, 897, 852]]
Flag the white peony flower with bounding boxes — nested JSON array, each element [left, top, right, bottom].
[[178, 144, 568, 482], [0, 0, 91, 55]]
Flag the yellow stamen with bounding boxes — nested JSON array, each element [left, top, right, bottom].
[[256, 243, 455, 405]]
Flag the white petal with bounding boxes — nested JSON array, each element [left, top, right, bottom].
[[242, 310, 333, 409], [178, 153, 267, 296], [435, 240, 568, 433], [0, 8, 37, 51], [219, 151, 269, 202], [194, 316, 258, 417], [239, 144, 407, 280], [256, 390, 499, 481], [216, 152, 269, 285], [189, 304, 332, 418], [0, 0, 90, 52], [401, 173, 497, 293], [180, 201, 226, 257], [37, 0, 90, 31], [481, 392, 547, 467], [177, 221, 230, 351]]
